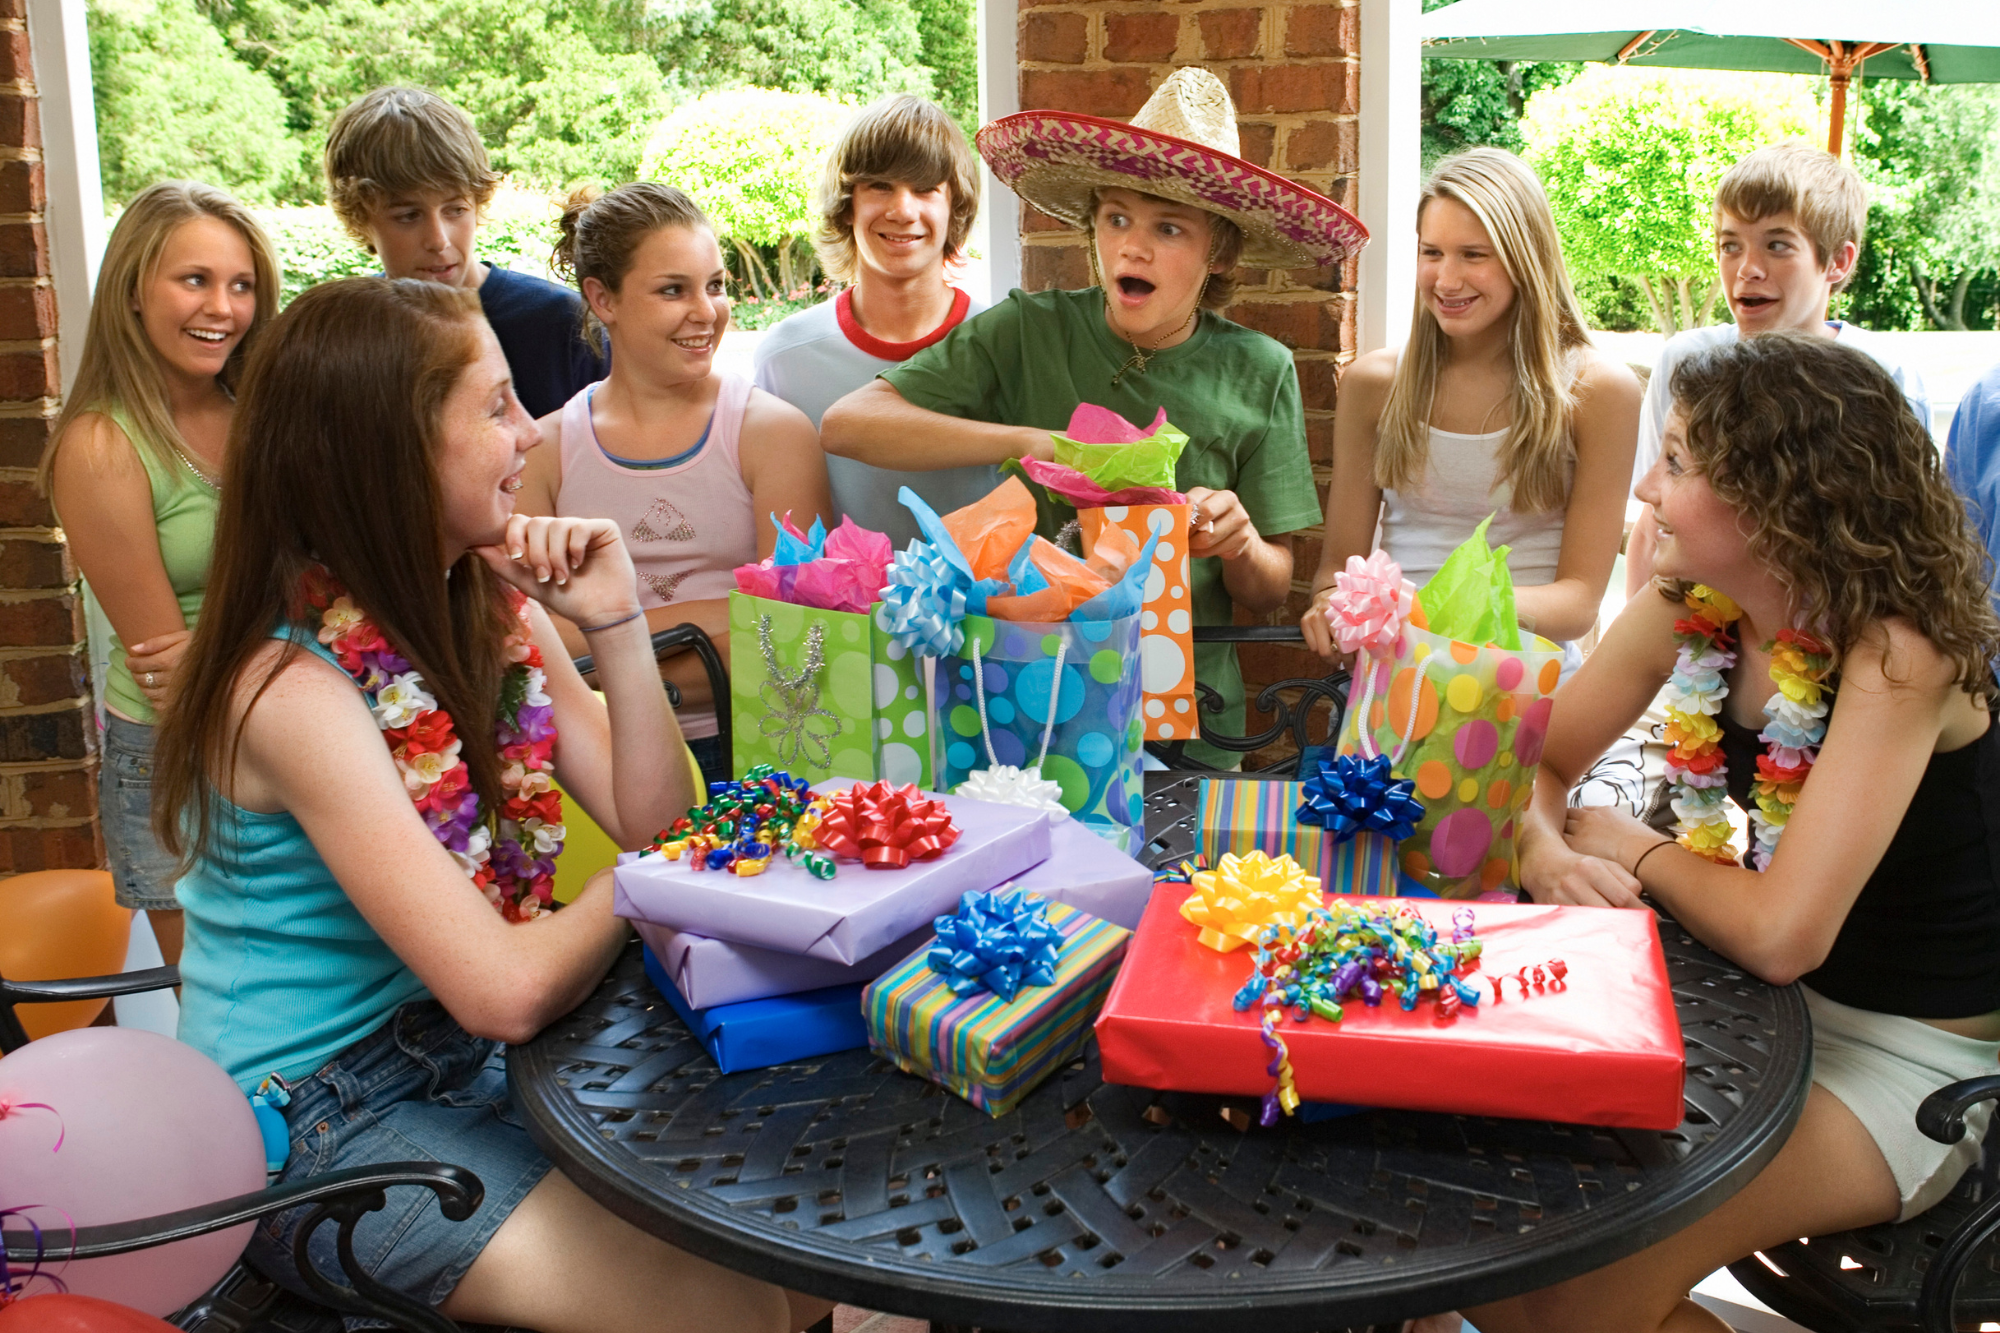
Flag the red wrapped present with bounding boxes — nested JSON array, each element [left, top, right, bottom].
[[1093, 889, 1685, 1129]]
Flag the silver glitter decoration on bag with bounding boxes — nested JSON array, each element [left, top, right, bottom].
[[756, 615, 842, 769]]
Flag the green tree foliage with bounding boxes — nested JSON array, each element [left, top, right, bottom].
[[643, 88, 849, 299], [1418, 0, 1576, 170], [89, 0, 303, 205], [908, 0, 978, 133], [1521, 67, 1818, 336], [1845, 82, 2000, 332], [87, 0, 976, 209], [199, 0, 668, 195]]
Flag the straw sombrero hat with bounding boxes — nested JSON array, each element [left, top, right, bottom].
[[976, 67, 1368, 270]]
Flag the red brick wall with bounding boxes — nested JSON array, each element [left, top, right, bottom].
[[1014, 14, 1360, 757], [0, 0, 96, 874]]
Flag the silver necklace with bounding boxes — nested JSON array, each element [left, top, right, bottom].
[[169, 441, 221, 489]]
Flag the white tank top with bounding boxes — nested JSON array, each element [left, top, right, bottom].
[[1378, 425, 1570, 588]]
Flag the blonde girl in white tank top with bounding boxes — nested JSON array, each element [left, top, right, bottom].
[[1301, 149, 1639, 662], [515, 183, 831, 773]]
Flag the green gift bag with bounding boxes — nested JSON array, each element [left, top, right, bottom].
[[728, 591, 934, 787]]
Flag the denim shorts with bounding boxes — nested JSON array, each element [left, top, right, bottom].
[[687, 732, 730, 790], [100, 712, 183, 912], [249, 999, 551, 1330]]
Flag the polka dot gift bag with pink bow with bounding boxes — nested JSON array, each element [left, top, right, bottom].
[[1326, 517, 1565, 898]]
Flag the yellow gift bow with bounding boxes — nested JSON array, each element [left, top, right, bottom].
[[1179, 851, 1324, 952]]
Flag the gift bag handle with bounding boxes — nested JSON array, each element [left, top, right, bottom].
[[969, 634, 1067, 774], [1352, 649, 1433, 768]]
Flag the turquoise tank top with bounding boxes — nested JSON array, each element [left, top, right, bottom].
[[175, 633, 430, 1091]]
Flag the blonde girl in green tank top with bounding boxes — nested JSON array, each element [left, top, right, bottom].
[[39, 181, 279, 964]]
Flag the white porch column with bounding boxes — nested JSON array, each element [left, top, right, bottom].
[[971, 0, 1019, 305], [25, 0, 101, 397], [1357, 0, 1417, 354]]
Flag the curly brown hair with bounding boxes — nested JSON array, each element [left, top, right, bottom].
[[1664, 331, 2000, 700]]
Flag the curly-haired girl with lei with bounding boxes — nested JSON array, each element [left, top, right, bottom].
[[151, 278, 829, 1333], [1472, 332, 2000, 1333]]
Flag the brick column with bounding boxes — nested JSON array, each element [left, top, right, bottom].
[[1015, 15, 1360, 762], [0, 0, 95, 875]]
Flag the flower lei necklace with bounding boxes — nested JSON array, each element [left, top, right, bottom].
[[303, 568, 564, 920], [1662, 584, 1833, 870]]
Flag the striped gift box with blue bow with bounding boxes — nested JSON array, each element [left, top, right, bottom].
[[862, 899, 1128, 1117], [1194, 778, 1406, 896]]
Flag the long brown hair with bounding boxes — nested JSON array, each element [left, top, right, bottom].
[[1665, 331, 2000, 700], [39, 181, 281, 489], [155, 278, 515, 863]]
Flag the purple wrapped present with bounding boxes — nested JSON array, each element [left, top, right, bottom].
[[628, 817, 1152, 1010], [632, 920, 935, 1010], [612, 785, 1052, 965]]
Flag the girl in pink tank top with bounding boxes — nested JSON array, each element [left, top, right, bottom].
[[517, 182, 831, 778]]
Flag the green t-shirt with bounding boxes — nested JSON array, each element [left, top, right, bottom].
[[882, 286, 1320, 766]]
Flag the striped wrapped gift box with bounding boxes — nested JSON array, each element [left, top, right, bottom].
[[1195, 778, 1401, 896], [862, 900, 1130, 1117]]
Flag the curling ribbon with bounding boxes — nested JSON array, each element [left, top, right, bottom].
[[927, 889, 1062, 1001], [879, 541, 970, 659], [1258, 1008, 1301, 1125], [1296, 752, 1426, 844], [814, 781, 961, 869], [0, 1205, 72, 1305], [1180, 851, 1323, 953], [0, 1098, 63, 1153]]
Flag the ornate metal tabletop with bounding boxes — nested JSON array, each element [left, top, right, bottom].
[[509, 777, 1811, 1332]]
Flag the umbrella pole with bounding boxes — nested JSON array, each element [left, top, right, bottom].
[[1784, 38, 1899, 157]]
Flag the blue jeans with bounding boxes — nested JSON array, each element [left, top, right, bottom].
[[687, 732, 730, 790], [250, 1000, 550, 1329], [100, 712, 182, 911]]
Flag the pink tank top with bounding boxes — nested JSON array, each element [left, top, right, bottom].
[[556, 372, 759, 739]]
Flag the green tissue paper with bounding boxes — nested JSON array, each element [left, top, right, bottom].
[[1416, 514, 1521, 651]]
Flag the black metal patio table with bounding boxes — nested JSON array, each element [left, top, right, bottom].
[[509, 774, 1812, 1332]]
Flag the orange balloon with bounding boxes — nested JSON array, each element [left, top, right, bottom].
[[0, 870, 132, 1040], [0, 1294, 180, 1332]]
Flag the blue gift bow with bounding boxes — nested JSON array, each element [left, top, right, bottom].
[[769, 513, 829, 567], [927, 888, 1062, 1001], [1297, 753, 1426, 844]]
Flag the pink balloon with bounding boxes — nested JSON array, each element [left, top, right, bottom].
[[0, 1029, 266, 1317]]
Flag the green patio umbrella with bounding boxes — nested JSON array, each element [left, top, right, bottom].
[[1421, 0, 2000, 155]]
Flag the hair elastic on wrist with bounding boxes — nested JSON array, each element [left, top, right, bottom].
[[1631, 838, 1675, 880], [579, 609, 644, 634]]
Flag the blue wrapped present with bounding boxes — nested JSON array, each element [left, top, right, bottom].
[[642, 945, 869, 1073]]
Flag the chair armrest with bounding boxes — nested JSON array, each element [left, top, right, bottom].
[[572, 624, 731, 749], [1917, 1072, 2000, 1145], [2, 1161, 483, 1262], [2, 965, 180, 1006]]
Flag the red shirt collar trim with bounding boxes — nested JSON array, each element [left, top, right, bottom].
[[835, 286, 972, 361]]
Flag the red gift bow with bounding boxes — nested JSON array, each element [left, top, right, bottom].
[[815, 781, 961, 869]]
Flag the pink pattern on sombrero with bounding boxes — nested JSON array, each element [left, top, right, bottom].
[[980, 109, 1366, 268]]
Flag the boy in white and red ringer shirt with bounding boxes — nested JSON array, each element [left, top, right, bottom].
[[753, 95, 989, 550]]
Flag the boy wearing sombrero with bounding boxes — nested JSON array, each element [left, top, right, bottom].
[[821, 67, 1367, 767]]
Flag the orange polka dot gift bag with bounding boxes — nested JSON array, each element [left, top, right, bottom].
[[1327, 518, 1565, 899]]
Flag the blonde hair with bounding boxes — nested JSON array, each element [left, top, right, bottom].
[[813, 96, 981, 285], [1376, 148, 1591, 514], [1714, 142, 1869, 292], [554, 181, 713, 356], [324, 86, 501, 249], [40, 181, 280, 490]]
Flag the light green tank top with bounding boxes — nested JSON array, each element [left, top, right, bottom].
[[83, 405, 219, 724]]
